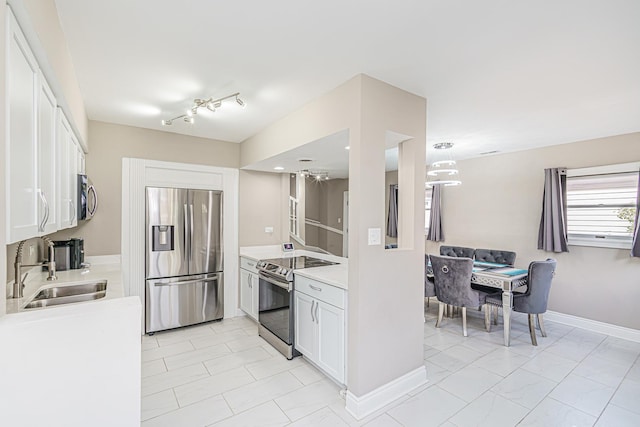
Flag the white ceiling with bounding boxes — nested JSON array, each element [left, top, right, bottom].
[[54, 0, 640, 164]]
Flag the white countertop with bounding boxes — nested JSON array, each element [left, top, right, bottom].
[[240, 245, 348, 289], [5, 256, 125, 315], [294, 263, 348, 290]]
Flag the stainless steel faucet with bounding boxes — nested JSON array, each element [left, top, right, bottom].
[[13, 237, 57, 298]]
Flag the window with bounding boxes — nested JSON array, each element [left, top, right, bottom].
[[425, 187, 433, 233], [567, 163, 639, 249]]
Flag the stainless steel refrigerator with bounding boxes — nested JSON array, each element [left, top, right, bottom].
[[145, 187, 223, 333]]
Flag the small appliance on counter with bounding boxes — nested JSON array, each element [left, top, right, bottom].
[[46, 238, 85, 271]]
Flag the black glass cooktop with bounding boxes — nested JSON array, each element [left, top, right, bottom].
[[262, 256, 338, 270]]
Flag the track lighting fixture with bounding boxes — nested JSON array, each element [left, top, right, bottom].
[[298, 169, 330, 181], [161, 92, 246, 126]]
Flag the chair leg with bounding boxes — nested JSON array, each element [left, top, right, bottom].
[[537, 314, 547, 337], [492, 306, 498, 325], [462, 307, 468, 337], [436, 302, 444, 328], [484, 304, 491, 332], [528, 314, 538, 346], [426, 297, 430, 308]]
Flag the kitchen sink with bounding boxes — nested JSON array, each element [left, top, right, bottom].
[[23, 280, 108, 310]]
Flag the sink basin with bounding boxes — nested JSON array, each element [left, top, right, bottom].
[[23, 280, 108, 310], [32, 281, 107, 300]]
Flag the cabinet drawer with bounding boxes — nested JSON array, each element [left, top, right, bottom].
[[295, 275, 345, 309], [240, 257, 259, 273]]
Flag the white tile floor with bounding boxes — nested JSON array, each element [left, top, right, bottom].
[[141, 302, 640, 426]]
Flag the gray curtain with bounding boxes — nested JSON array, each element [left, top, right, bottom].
[[386, 184, 398, 237], [426, 184, 444, 242], [537, 168, 569, 253], [631, 170, 640, 257]]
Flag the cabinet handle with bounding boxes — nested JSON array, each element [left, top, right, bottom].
[[69, 200, 76, 223], [309, 285, 322, 292], [248, 262, 255, 267], [310, 300, 315, 322], [315, 301, 319, 323], [38, 191, 48, 231], [248, 273, 252, 288]]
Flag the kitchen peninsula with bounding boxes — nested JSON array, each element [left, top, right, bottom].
[[0, 258, 141, 426], [240, 245, 348, 384]]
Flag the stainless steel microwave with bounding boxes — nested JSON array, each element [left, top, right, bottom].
[[77, 174, 98, 220]]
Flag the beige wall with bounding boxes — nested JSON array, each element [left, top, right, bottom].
[[238, 170, 288, 247], [48, 121, 240, 257], [348, 75, 426, 396], [12, 0, 88, 146], [426, 132, 640, 330]]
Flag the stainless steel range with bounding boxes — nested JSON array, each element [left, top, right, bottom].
[[256, 256, 338, 359]]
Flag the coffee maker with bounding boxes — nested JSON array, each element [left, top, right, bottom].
[[49, 238, 84, 270]]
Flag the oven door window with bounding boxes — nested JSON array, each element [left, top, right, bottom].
[[258, 275, 292, 345]]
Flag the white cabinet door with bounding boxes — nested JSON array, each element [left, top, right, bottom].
[[250, 273, 259, 320], [239, 269, 253, 318], [69, 134, 80, 228], [294, 291, 316, 358], [38, 73, 57, 234], [56, 110, 78, 229], [6, 10, 39, 243], [316, 300, 345, 384]]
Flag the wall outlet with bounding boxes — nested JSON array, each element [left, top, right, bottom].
[[367, 228, 381, 245], [337, 217, 341, 224], [264, 226, 274, 233]]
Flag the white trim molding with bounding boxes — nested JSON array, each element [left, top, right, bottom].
[[345, 366, 427, 420], [121, 158, 239, 334], [545, 310, 640, 343]]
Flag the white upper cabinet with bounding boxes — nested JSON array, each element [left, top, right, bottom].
[[5, 8, 83, 242], [38, 73, 58, 235], [6, 9, 41, 243], [56, 109, 77, 229]]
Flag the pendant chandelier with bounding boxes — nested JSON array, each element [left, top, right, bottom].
[[426, 142, 462, 187]]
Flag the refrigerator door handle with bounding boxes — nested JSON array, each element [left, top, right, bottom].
[[183, 203, 189, 264], [189, 204, 194, 264], [155, 277, 215, 287]]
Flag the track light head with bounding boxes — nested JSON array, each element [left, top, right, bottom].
[[236, 95, 245, 108], [161, 119, 172, 126]]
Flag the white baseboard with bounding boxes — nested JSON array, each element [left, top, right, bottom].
[[545, 310, 640, 343], [345, 366, 427, 420]]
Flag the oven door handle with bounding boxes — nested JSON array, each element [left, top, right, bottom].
[[258, 272, 291, 292]]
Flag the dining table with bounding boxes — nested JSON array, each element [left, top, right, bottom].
[[427, 259, 528, 347]]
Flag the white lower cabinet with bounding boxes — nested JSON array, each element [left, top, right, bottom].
[[239, 257, 259, 320], [294, 276, 345, 384]]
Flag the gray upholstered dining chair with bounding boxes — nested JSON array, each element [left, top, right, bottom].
[[474, 248, 516, 266], [485, 258, 557, 345], [430, 255, 490, 336], [424, 254, 436, 307], [440, 245, 475, 258]]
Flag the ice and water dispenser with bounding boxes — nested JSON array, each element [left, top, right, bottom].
[[152, 225, 174, 251]]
